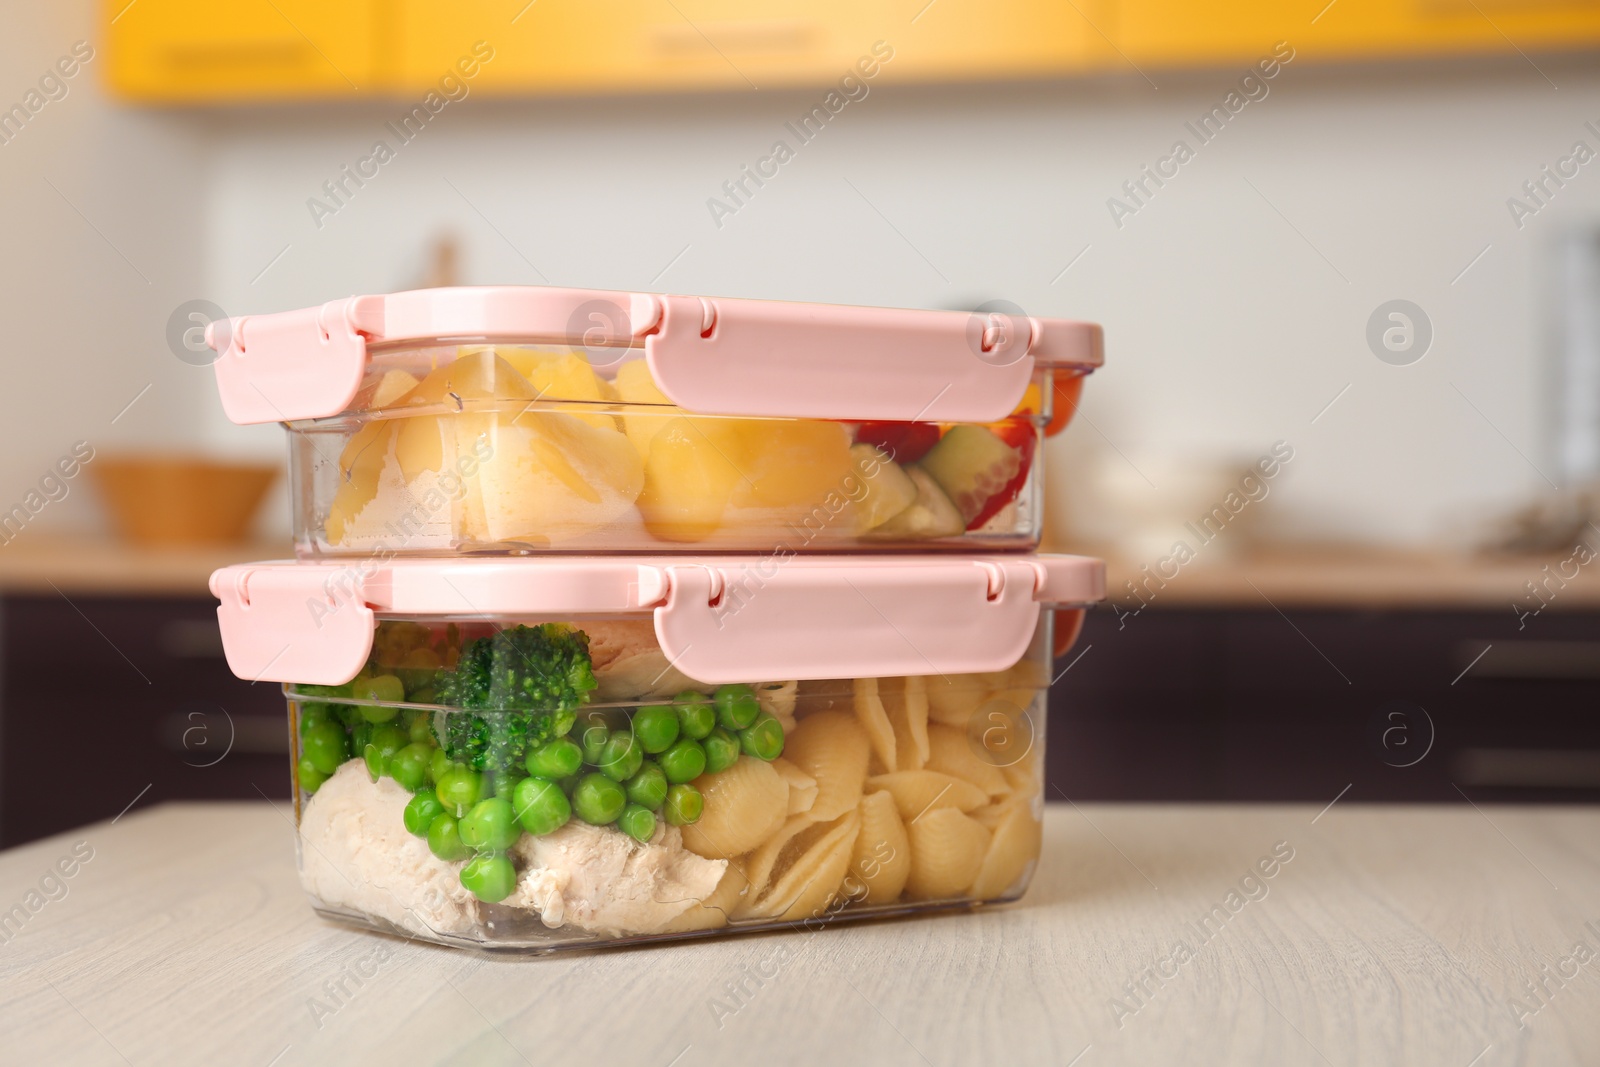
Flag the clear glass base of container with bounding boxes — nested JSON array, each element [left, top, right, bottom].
[[308, 884, 1031, 955], [285, 615, 1050, 954]]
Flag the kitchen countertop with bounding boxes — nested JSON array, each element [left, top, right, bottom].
[[4, 537, 1600, 610], [1, 801, 1594, 1066], [1098, 545, 1600, 610], [0, 538, 289, 596]]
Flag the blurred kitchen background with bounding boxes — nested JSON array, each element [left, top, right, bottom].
[[2, 0, 1600, 845]]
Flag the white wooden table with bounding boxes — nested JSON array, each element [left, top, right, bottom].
[[0, 802, 1595, 1066]]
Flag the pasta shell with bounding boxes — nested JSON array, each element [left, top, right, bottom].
[[968, 698, 1039, 775], [738, 811, 861, 922], [850, 790, 911, 904], [743, 814, 819, 901], [867, 770, 988, 822], [1002, 755, 1043, 800], [924, 673, 991, 727], [970, 802, 1042, 900], [772, 758, 819, 817], [925, 723, 1009, 797], [904, 808, 991, 900], [783, 711, 870, 822], [883, 676, 930, 771], [757, 680, 799, 732], [852, 678, 897, 773], [659, 857, 749, 933], [681, 758, 789, 859]]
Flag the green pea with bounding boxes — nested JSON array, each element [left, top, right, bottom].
[[403, 790, 446, 836], [525, 738, 583, 780], [296, 757, 327, 795], [490, 770, 526, 801], [363, 724, 409, 778], [301, 720, 351, 776], [739, 714, 785, 762], [389, 743, 433, 792], [353, 674, 406, 705], [664, 783, 703, 826], [407, 712, 436, 746], [429, 747, 455, 784], [619, 803, 657, 843], [672, 691, 716, 740], [435, 767, 482, 816], [559, 775, 581, 795], [350, 721, 374, 757], [459, 852, 516, 904], [632, 706, 680, 754], [458, 798, 520, 852], [597, 731, 644, 782], [659, 738, 707, 784], [426, 812, 472, 862], [714, 684, 761, 731], [298, 703, 331, 735], [572, 773, 626, 826], [578, 721, 610, 766], [625, 762, 669, 810], [702, 728, 740, 775], [512, 777, 571, 836]]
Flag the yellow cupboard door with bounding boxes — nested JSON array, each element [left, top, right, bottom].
[[393, 0, 1096, 96], [1114, 0, 1600, 69], [104, 0, 385, 102]]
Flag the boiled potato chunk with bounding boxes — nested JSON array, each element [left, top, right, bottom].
[[636, 417, 748, 542], [475, 411, 644, 545], [733, 419, 853, 510], [614, 358, 675, 454], [325, 421, 393, 543], [499, 348, 619, 431], [848, 443, 918, 533]]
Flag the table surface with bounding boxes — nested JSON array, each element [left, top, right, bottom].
[[1, 802, 1595, 1067], [0, 537, 288, 596]]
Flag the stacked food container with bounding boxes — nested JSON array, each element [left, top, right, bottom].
[[205, 286, 1105, 951]]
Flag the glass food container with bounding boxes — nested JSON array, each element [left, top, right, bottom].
[[212, 553, 1103, 953], [204, 287, 1102, 556]]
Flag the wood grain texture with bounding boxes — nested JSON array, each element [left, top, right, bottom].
[[0, 801, 1595, 1066]]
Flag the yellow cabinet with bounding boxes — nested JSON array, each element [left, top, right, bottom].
[[392, 0, 1098, 96], [105, 0, 387, 102], [1114, 0, 1600, 69], [100, 0, 1600, 101]]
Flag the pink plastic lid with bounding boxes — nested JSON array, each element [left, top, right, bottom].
[[206, 286, 1103, 426], [211, 553, 1104, 686]]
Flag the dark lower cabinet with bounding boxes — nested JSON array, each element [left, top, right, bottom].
[[0, 595, 289, 848], [1048, 606, 1600, 804], [2, 595, 1595, 847]]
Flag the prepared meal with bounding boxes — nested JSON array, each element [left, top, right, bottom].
[[203, 287, 1101, 555], [211, 553, 1103, 952]]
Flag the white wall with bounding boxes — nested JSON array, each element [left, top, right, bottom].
[[0, 1, 212, 540], [195, 54, 1600, 546]]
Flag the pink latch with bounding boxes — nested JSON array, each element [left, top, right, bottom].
[[651, 558, 1051, 683], [211, 564, 376, 686], [209, 298, 372, 425], [645, 296, 1042, 423]]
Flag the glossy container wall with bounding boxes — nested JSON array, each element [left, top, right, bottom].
[[286, 344, 1072, 556], [283, 612, 1057, 953]]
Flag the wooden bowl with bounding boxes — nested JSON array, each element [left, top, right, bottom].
[[90, 456, 280, 546]]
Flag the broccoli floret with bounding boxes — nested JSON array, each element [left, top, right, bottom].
[[436, 623, 597, 773]]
